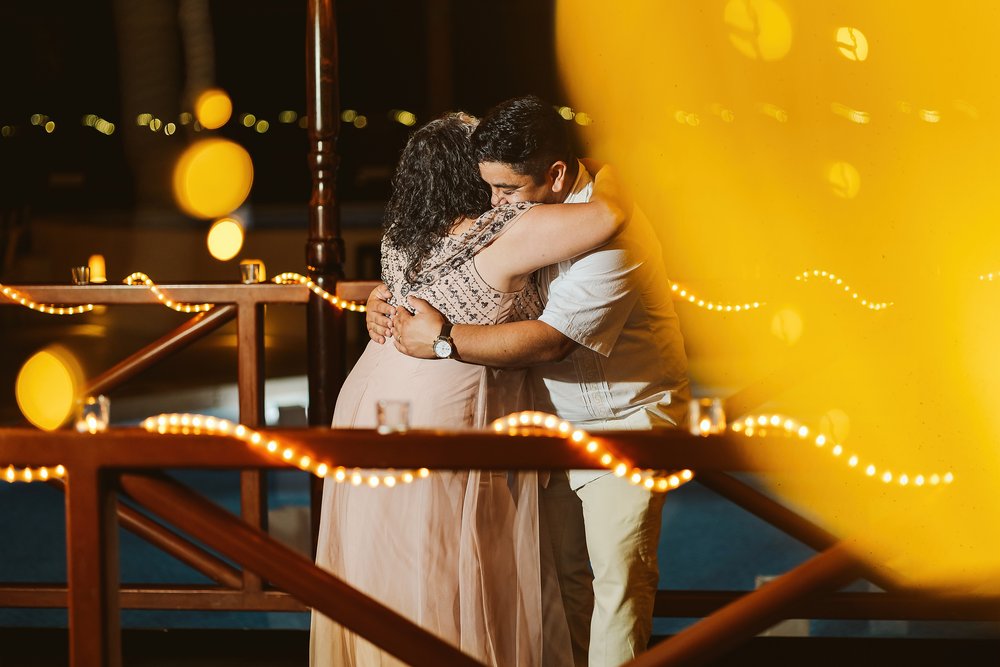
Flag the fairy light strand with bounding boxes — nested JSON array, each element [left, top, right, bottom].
[[1, 464, 66, 484], [490, 411, 694, 493], [141, 413, 417, 487], [4, 411, 955, 492], [0, 284, 94, 315], [124, 272, 215, 313], [731, 413, 953, 488], [272, 272, 366, 312], [794, 269, 893, 311], [669, 281, 763, 313]]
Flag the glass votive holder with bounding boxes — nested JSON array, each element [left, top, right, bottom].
[[689, 397, 726, 436], [71, 266, 91, 285], [75, 395, 110, 434], [239, 259, 266, 284], [376, 399, 410, 435]]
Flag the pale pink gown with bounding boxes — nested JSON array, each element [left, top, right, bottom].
[[311, 202, 573, 666]]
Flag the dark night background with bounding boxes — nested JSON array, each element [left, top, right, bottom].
[[0, 0, 562, 215], [0, 0, 568, 421]]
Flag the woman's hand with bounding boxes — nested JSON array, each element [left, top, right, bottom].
[[365, 284, 395, 344]]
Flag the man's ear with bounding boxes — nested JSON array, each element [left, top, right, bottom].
[[548, 161, 570, 194]]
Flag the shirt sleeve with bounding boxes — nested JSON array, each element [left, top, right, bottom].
[[537, 236, 641, 357]]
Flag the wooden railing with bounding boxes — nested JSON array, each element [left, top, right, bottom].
[[4, 425, 998, 667], [3, 281, 1000, 667]]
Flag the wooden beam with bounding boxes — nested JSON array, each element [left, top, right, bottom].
[[119, 472, 482, 666], [630, 544, 863, 667], [86, 305, 237, 397]]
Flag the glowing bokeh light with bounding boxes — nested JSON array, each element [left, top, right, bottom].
[[770, 308, 803, 345], [723, 0, 792, 61], [557, 0, 1000, 594], [88, 255, 107, 284], [194, 89, 233, 130], [172, 138, 253, 219], [827, 161, 861, 199], [206, 218, 245, 261], [835, 26, 869, 62], [16, 347, 83, 431]]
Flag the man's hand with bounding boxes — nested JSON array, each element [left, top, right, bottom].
[[365, 284, 395, 344], [393, 297, 446, 359]]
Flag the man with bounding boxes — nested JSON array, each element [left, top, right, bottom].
[[367, 96, 690, 667]]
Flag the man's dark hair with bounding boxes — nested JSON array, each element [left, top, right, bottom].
[[471, 95, 576, 184]]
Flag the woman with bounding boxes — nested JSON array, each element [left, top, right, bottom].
[[311, 112, 625, 666]]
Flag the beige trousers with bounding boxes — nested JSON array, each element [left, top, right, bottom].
[[542, 409, 672, 667]]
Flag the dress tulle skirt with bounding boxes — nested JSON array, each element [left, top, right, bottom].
[[310, 341, 571, 666]]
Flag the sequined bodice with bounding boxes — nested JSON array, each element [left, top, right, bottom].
[[381, 202, 543, 326]]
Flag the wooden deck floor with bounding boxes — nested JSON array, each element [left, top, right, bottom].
[[2, 629, 998, 666]]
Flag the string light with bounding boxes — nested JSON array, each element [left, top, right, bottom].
[[124, 273, 215, 313], [141, 413, 419, 486], [831, 102, 871, 124], [757, 103, 789, 123], [731, 413, 953, 489], [271, 273, 366, 311], [1, 271, 366, 316], [2, 465, 65, 484], [979, 272, 999, 281], [794, 269, 893, 311], [489, 410, 694, 493], [0, 284, 93, 315], [669, 281, 763, 313]]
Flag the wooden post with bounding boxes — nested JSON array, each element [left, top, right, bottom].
[[306, 0, 346, 556], [65, 465, 121, 667], [237, 299, 267, 592], [305, 0, 346, 428]]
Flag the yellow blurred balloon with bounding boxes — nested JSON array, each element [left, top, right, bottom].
[[557, 0, 1000, 593], [206, 217, 245, 261], [173, 139, 253, 219], [16, 347, 84, 431], [194, 89, 233, 130]]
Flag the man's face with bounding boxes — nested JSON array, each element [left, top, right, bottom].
[[479, 161, 564, 207]]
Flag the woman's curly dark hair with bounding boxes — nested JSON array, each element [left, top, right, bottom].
[[383, 113, 491, 282]]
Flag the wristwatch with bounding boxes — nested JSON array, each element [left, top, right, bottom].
[[432, 321, 455, 359]]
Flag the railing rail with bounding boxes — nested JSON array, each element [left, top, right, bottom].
[[3, 426, 998, 666], [4, 281, 996, 666]]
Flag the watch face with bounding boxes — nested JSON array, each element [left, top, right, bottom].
[[433, 338, 452, 358]]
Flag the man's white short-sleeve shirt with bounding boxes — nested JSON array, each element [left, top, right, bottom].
[[531, 163, 690, 487]]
